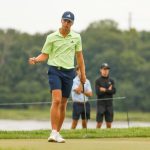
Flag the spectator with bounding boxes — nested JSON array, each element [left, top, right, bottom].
[[71, 66, 92, 129], [95, 63, 116, 128]]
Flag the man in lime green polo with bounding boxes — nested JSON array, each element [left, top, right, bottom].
[[29, 11, 86, 143]]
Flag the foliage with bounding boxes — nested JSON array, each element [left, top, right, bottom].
[[0, 20, 150, 111]]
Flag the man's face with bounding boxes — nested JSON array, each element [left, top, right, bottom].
[[61, 19, 73, 31], [100, 68, 110, 77]]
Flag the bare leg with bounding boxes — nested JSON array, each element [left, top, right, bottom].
[[96, 122, 103, 128], [50, 89, 62, 131], [57, 97, 67, 132], [82, 119, 87, 128], [106, 122, 112, 128], [71, 120, 78, 129]]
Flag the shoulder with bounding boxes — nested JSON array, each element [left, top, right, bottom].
[[70, 31, 81, 38], [109, 78, 115, 83], [96, 77, 102, 81], [45, 31, 59, 43], [47, 31, 58, 38], [86, 79, 91, 84], [95, 77, 101, 83]]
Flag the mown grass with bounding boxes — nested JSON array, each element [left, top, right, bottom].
[[1, 138, 150, 150], [0, 127, 150, 139], [0, 108, 150, 122]]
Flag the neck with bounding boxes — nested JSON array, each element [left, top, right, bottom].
[[101, 75, 109, 78], [59, 28, 70, 37]]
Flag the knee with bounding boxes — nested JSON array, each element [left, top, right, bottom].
[[51, 89, 62, 106], [106, 122, 112, 128], [52, 97, 61, 106]]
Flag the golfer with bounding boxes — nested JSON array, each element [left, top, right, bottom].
[[29, 11, 86, 143], [71, 66, 92, 129], [95, 63, 116, 128]]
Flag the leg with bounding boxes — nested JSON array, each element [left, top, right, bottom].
[[106, 122, 112, 128], [96, 104, 105, 129], [81, 102, 90, 128], [71, 119, 78, 129], [57, 97, 67, 132], [48, 89, 66, 143], [47, 67, 66, 143], [71, 102, 80, 129], [96, 111, 104, 128], [49, 90, 66, 143], [82, 119, 87, 128], [105, 105, 113, 129], [50, 89, 62, 131], [58, 69, 75, 130], [96, 122, 103, 128]]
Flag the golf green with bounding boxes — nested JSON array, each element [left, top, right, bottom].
[[0, 138, 150, 150]]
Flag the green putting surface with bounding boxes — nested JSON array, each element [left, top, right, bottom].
[[0, 138, 150, 150]]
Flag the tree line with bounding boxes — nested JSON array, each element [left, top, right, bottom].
[[0, 20, 149, 111]]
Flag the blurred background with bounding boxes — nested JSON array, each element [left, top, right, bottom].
[[0, 0, 150, 130]]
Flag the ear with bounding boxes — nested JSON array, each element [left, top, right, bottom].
[[71, 21, 74, 26]]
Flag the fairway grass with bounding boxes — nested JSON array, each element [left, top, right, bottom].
[[0, 138, 150, 150]]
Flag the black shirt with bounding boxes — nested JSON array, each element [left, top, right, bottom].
[[95, 76, 116, 105]]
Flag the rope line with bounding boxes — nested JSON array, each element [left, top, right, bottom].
[[0, 97, 126, 106]]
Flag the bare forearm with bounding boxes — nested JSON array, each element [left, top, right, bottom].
[[35, 53, 49, 62], [76, 51, 86, 83], [77, 54, 85, 75], [29, 53, 48, 64], [74, 87, 82, 94], [84, 91, 92, 97]]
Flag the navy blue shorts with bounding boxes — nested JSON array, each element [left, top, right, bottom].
[[47, 66, 75, 98], [72, 102, 90, 120]]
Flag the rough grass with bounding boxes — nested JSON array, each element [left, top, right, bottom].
[[0, 127, 150, 139]]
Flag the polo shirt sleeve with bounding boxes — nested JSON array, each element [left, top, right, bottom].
[[72, 80, 79, 90], [75, 35, 82, 52], [41, 36, 52, 54], [86, 80, 92, 92]]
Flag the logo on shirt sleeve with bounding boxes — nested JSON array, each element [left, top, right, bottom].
[[108, 81, 112, 85]]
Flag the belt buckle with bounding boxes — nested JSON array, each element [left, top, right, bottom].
[[57, 66, 61, 70]]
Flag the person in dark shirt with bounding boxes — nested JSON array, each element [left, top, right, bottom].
[[95, 63, 116, 128]]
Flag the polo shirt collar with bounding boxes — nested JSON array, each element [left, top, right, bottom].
[[57, 29, 73, 37]]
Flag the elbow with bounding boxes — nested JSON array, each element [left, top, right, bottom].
[[44, 53, 49, 59], [86, 91, 92, 97], [89, 92, 93, 97]]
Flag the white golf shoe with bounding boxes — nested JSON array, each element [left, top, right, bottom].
[[48, 130, 65, 143], [56, 132, 65, 143], [48, 130, 57, 142]]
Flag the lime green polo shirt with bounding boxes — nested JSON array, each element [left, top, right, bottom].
[[41, 30, 82, 69]]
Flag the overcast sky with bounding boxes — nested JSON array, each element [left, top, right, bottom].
[[0, 0, 150, 34]]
